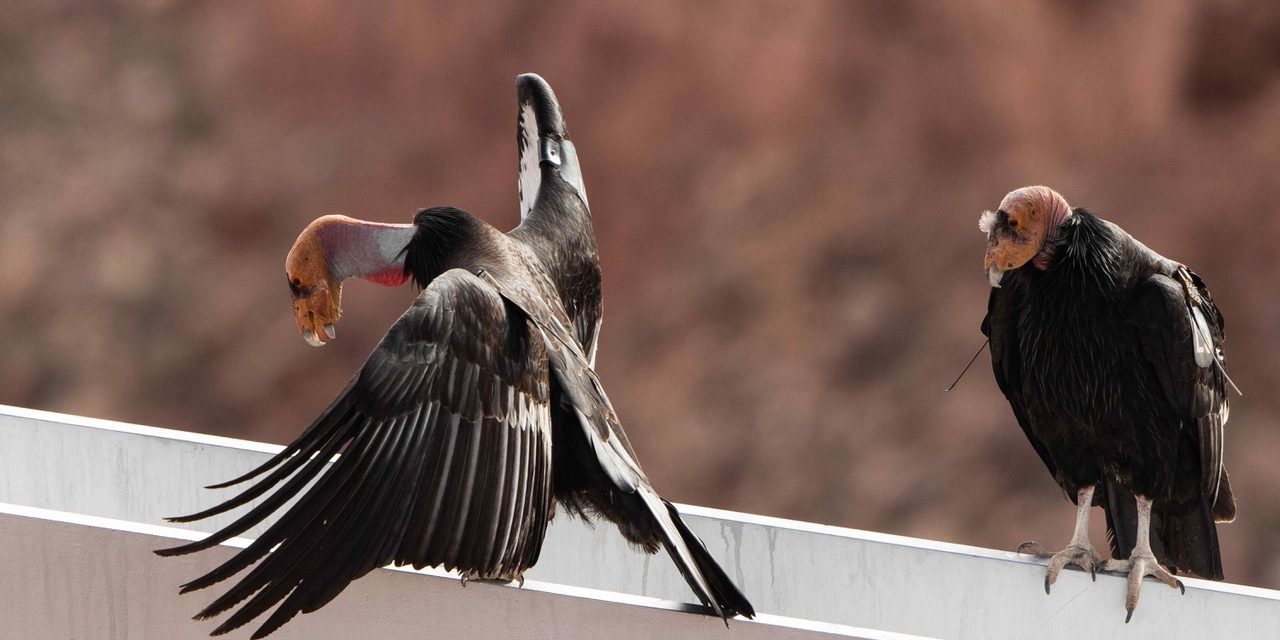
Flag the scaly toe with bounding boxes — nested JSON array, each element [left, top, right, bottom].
[[1026, 543, 1104, 594], [1112, 554, 1184, 623]]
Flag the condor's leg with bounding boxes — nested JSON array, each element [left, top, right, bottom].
[[1017, 485, 1105, 593], [1102, 495, 1185, 622]]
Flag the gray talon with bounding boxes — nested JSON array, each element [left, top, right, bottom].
[[1109, 551, 1184, 622], [1026, 540, 1104, 594]]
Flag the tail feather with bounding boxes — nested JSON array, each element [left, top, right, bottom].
[[1156, 499, 1224, 580], [1213, 470, 1236, 523], [1101, 480, 1224, 580], [1101, 481, 1138, 561], [634, 487, 754, 620], [660, 498, 756, 620]]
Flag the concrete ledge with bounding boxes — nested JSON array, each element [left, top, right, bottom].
[[2, 405, 1278, 639], [0, 504, 914, 640]]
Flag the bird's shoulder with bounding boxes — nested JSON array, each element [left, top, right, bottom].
[[363, 269, 551, 418]]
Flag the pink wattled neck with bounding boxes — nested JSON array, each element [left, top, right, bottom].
[[314, 216, 417, 287], [1032, 202, 1072, 270]]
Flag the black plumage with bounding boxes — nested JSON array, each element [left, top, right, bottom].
[[157, 75, 752, 638], [983, 203, 1235, 581]]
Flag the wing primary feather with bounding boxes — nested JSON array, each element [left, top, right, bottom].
[[203, 390, 356, 490], [195, 415, 399, 622], [176, 412, 384, 594], [490, 416, 524, 573], [167, 405, 356, 525], [457, 419, 500, 570], [175, 420, 373, 593], [157, 409, 360, 557], [395, 401, 444, 563], [479, 418, 513, 573], [475, 421, 507, 570], [297, 414, 425, 612], [224, 412, 417, 637], [499, 414, 527, 574], [510, 425, 532, 574], [523, 413, 552, 567], [445, 415, 486, 563], [418, 412, 463, 563], [514, 424, 540, 568], [368, 406, 433, 572]]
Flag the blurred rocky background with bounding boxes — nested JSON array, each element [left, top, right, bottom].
[[2, 0, 1278, 589]]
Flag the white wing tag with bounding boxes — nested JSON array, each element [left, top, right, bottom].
[[1190, 305, 1214, 368]]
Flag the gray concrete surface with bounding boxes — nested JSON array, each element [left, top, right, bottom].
[[2, 404, 1278, 639], [0, 504, 917, 640]]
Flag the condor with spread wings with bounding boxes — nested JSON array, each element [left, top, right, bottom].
[[157, 74, 753, 638]]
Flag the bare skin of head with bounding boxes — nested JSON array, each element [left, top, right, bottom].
[[285, 215, 347, 347], [284, 214, 415, 346], [980, 186, 1072, 286]]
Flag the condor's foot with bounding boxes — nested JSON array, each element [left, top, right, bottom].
[[1017, 541, 1104, 594], [1102, 553, 1184, 623]]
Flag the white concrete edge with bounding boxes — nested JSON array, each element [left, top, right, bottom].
[[679, 503, 1280, 600], [0, 501, 937, 640], [7, 403, 1276, 605], [0, 404, 286, 455]]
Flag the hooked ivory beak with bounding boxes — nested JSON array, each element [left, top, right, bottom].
[[986, 262, 1005, 288], [301, 322, 337, 347]]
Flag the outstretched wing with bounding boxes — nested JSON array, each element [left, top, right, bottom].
[[157, 269, 553, 638], [984, 281, 1059, 483], [513, 73, 600, 362], [477, 266, 755, 621], [516, 73, 588, 222], [1134, 267, 1232, 517]]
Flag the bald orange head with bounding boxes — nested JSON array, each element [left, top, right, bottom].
[[980, 186, 1071, 286], [284, 214, 416, 346], [285, 215, 347, 346]]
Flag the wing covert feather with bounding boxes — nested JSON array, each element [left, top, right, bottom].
[[1134, 270, 1229, 502]]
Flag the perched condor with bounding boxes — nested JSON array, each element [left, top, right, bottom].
[[979, 186, 1235, 621], [157, 74, 754, 638]]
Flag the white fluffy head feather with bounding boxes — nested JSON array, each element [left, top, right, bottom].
[[978, 209, 998, 234]]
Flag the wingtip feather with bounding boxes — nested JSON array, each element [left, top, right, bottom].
[[154, 543, 195, 558]]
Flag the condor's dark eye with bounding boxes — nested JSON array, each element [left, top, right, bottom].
[[288, 277, 305, 298]]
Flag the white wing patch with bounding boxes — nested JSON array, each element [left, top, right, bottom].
[[978, 209, 998, 234], [518, 102, 540, 220], [558, 139, 589, 210], [586, 317, 601, 368]]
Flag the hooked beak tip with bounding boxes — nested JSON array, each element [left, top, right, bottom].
[[302, 330, 325, 347]]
